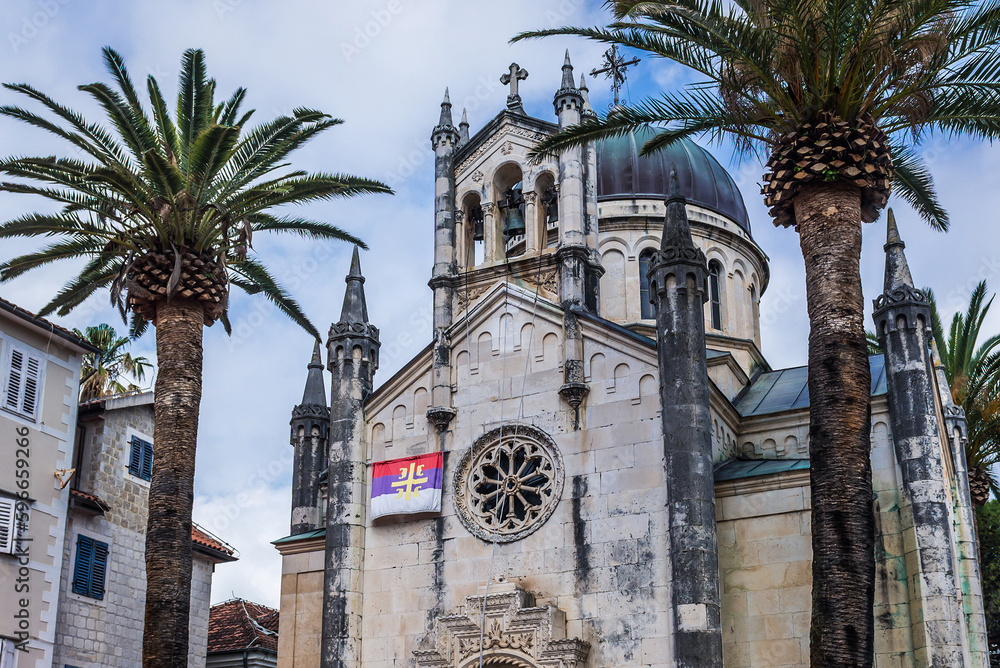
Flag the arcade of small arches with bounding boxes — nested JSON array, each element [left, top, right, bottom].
[[598, 225, 764, 345], [457, 161, 561, 268]]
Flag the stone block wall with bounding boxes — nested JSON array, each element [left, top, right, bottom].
[[717, 473, 812, 667], [338, 300, 675, 667], [53, 396, 217, 667]]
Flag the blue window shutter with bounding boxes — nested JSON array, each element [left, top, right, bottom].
[[140, 440, 153, 481], [129, 436, 142, 477], [90, 540, 109, 599], [72, 535, 94, 596]]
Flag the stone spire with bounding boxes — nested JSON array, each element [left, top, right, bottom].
[[289, 341, 330, 536], [428, 80, 461, 440], [301, 340, 326, 406], [648, 161, 721, 667], [579, 73, 597, 119], [883, 208, 914, 292], [340, 245, 369, 323], [436, 87, 455, 130], [560, 49, 576, 91], [458, 108, 470, 145], [322, 249, 380, 665], [661, 165, 694, 250], [872, 207, 967, 665]]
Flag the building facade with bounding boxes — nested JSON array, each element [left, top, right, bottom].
[[0, 299, 96, 667], [275, 54, 988, 667], [54, 391, 237, 668]]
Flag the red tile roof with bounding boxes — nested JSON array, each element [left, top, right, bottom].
[[192, 523, 237, 561], [208, 599, 279, 653], [0, 296, 100, 353], [69, 488, 111, 512]]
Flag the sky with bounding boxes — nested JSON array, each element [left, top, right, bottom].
[[0, 0, 998, 609]]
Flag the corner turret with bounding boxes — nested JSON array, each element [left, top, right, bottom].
[[289, 341, 330, 535], [321, 246, 379, 665], [648, 166, 721, 666], [872, 209, 969, 665]]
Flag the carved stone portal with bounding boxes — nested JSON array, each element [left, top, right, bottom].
[[413, 584, 589, 668]]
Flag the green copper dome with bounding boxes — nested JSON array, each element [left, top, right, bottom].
[[596, 128, 751, 233]]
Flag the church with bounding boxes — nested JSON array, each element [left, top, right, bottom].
[[272, 52, 988, 667]]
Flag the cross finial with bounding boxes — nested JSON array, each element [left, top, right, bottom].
[[591, 45, 640, 107], [500, 62, 529, 113]]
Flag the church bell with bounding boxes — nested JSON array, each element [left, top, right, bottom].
[[501, 182, 526, 237], [469, 204, 485, 241]]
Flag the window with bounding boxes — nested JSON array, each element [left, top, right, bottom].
[[2, 342, 44, 421], [0, 496, 16, 555], [128, 435, 153, 481], [709, 261, 723, 330], [71, 534, 109, 600], [638, 250, 656, 319]]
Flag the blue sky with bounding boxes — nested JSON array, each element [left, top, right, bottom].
[[1, 0, 998, 607]]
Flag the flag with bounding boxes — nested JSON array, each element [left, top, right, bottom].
[[371, 452, 443, 519]]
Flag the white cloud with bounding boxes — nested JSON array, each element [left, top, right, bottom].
[[1, 0, 998, 609]]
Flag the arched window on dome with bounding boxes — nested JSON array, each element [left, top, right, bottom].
[[639, 249, 655, 319], [708, 260, 723, 330]]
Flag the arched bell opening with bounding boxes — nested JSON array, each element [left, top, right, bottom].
[[534, 171, 558, 250], [461, 192, 484, 269], [494, 162, 526, 259]]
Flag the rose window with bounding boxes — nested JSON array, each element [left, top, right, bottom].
[[454, 424, 564, 543]]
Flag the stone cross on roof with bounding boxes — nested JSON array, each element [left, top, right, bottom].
[[501, 62, 529, 113]]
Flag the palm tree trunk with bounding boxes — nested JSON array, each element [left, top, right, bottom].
[[143, 298, 203, 667], [795, 182, 875, 667]]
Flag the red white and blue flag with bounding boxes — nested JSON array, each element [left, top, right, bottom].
[[371, 452, 443, 519]]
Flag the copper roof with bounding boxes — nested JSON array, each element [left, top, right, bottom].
[[595, 128, 752, 232], [208, 599, 279, 653]]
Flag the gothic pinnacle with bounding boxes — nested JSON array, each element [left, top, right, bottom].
[[661, 164, 695, 250], [579, 73, 595, 117], [300, 340, 327, 407], [437, 87, 454, 128], [883, 208, 915, 292], [459, 108, 470, 144], [340, 245, 369, 323], [560, 49, 576, 90]]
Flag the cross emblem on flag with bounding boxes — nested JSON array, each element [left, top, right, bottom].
[[371, 452, 443, 519]]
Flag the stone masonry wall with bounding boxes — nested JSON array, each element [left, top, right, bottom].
[[357, 295, 674, 667], [53, 399, 216, 667]]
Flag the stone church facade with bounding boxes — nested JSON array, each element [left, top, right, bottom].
[[273, 53, 988, 667]]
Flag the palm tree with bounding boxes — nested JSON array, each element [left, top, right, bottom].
[[74, 322, 152, 401], [0, 47, 390, 666], [514, 1, 1000, 664]]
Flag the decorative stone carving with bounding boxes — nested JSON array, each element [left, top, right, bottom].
[[457, 124, 550, 176], [453, 424, 564, 543], [501, 141, 515, 155], [872, 284, 929, 311], [413, 584, 589, 668], [472, 169, 484, 183], [456, 284, 492, 313]]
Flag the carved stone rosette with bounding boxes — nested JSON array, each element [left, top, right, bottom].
[[413, 585, 589, 668], [453, 424, 564, 543]]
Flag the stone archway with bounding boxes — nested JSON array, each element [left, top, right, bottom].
[[413, 583, 589, 668]]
